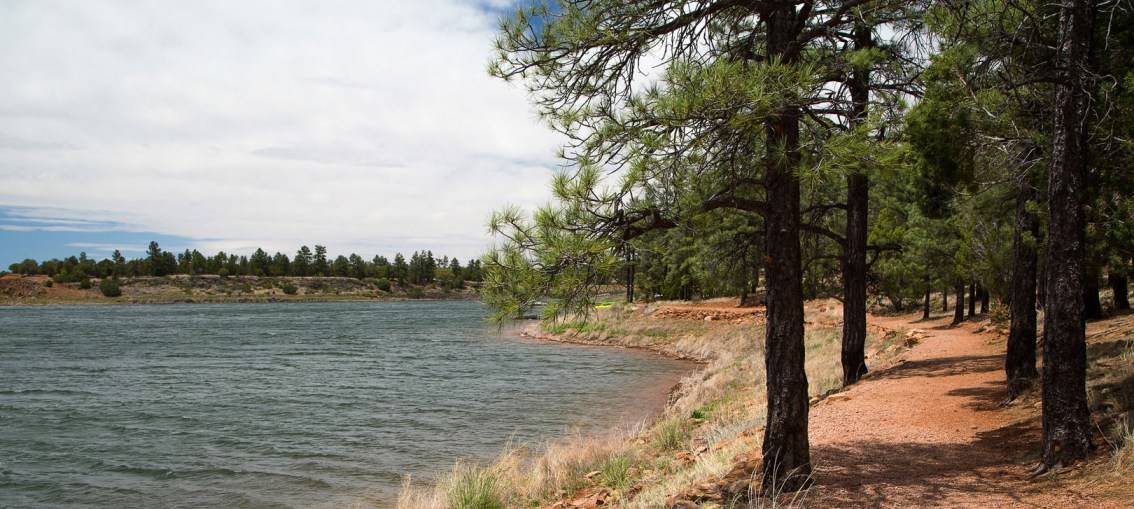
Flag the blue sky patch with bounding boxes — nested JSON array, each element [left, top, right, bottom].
[[0, 207, 192, 267]]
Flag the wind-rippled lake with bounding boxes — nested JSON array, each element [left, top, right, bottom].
[[0, 301, 691, 508]]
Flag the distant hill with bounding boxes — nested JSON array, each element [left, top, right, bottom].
[[0, 274, 477, 305]]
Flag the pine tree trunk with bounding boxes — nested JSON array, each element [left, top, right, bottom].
[[760, 4, 811, 494], [1083, 265, 1102, 319], [953, 283, 966, 325], [1110, 272, 1129, 310], [923, 282, 931, 320], [942, 286, 949, 312], [625, 250, 635, 303], [1006, 175, 1039, 400], [980, 288, 990, 314], [1038, 261, 1048, 308], [968, 282, 977, 318], [842, 174, 869, 385], [840, 22, 871, 388], [1041, 0, 1094, 470]]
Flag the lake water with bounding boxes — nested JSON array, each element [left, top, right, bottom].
[[0, 301, 691, 508]]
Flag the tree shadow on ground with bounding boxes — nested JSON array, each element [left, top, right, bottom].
[[806, 419, 1048, 507], [868, 354, 1001, 380], [945, 380, 1010, 412]]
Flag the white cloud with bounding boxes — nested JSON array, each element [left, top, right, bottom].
[[0, 0, 562, 259], [66, 242, 150, 254]]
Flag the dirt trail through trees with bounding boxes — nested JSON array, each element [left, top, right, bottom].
[[802, 313, 1116, 508]]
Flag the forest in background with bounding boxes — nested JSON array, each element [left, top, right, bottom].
[[5, 241, 484, 289], [478, 0, 1134, 493]]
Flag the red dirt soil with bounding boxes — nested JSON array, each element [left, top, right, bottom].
[[651, 299, 765, 322], [803, 313, 1124, 508]]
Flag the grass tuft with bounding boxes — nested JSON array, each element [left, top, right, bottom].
[[598, 453, 636, 490], [446, 464, 504, 509], [1112, 422, 1134, 473], [651, 416, 691, 451]]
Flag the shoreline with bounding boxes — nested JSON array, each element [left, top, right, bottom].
[[396, 299, 926, 509], [507, 321, 708, 425], [0, 294, 480, 307], [514, 322, 711, 363], [0, 274, 479, 307]]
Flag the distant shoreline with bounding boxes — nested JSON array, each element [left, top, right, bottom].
[[510, 320, 705, 427], [0, 274, 478, 306]]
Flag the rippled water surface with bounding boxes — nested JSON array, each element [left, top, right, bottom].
[[0, 301, 690, 508]]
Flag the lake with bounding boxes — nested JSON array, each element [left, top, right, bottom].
[[0, 301, 691, 508]]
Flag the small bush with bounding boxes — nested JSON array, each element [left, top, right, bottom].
[[408, 287, 426, 299], [79, 277, 92, 289], [218, 268, 230, 278], [375, 278, 392, 292], [281, 282, 298, 295], [99, 278, 122, 297], [989, 303, 1010, 325], [43, 279, 54, 288]]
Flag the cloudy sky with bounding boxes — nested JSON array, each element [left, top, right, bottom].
[[0, 0, 563, 266]]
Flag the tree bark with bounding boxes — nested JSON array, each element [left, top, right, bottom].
[[1041, 0, 1094, 470], [1110, 272, 1129, 311], [1083, 264, 1102, 319], [942, 286, 949, 312], [625, 249, 635, 303], [953, 283, 966, 325], [840, 22, 871, 388], [841, 176, 869, 381], [980, 288, 990, 314], [1006, 175, 1039, 400], [760, 3, 811, 494], [968, 282, 978, 317], [923, 282, 932, 320]]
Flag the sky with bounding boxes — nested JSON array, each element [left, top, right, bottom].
[[0, 0, 564, 266]]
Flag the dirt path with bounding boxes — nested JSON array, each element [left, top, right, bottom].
[[802, 313, 1114, 508]]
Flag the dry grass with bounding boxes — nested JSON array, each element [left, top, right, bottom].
[[399, 299, 910, 508], [1078, 314, 1134, 501], [397, 431, 639, 509]]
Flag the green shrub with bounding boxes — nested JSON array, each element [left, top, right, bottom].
[[375, 278, 392, 292], [79, 277, 92, 289], [281, 282, 299, 295], [43, 279, 53, 288], [408, 287, 425, 299], [218, 268, 230, 278], [99, 278, 122, 297]]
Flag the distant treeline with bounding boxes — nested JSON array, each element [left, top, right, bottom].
[[7, 241, 483, 287]]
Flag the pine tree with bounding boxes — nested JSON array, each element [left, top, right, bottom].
[[313, 245, 329, 276], [294, 246, 313, 276]]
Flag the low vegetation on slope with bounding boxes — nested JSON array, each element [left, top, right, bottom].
[[0, 273, 475, 305], [397, 299, 911, 509]]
